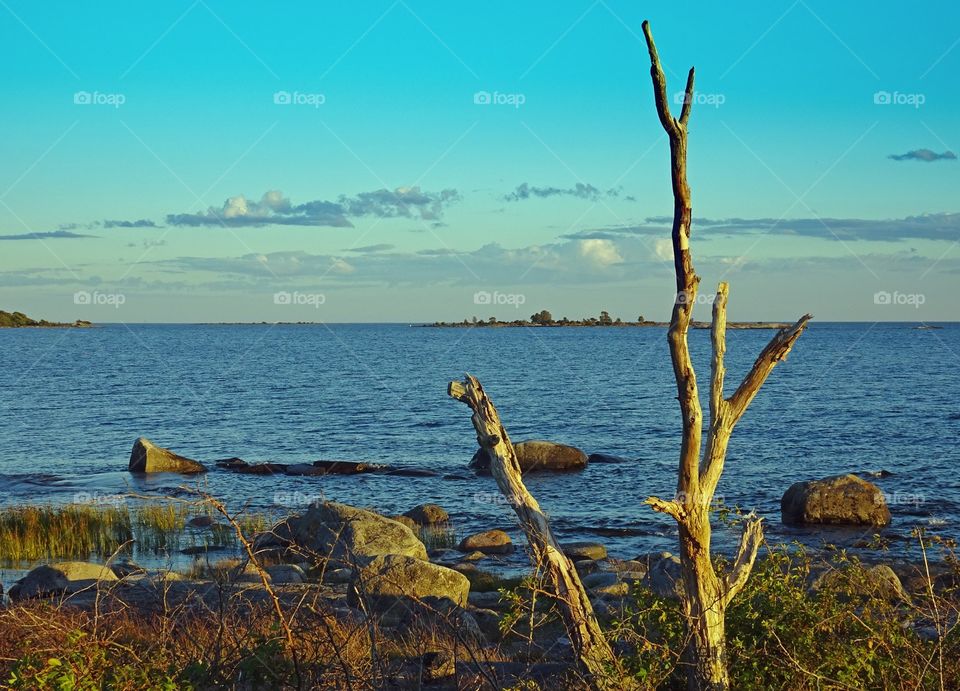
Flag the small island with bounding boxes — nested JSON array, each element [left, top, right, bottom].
[[0, 310, 92, 328], [423, 309, 793, 330]]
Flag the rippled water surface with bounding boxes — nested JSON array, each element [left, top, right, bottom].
[[1, 322, 958, 570]]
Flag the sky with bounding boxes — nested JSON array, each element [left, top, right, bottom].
[[0, 1, 958, 323]]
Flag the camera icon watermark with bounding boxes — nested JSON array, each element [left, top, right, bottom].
[[73, 90, 126, 108], [673, 90, 725, 108], [873, 90, 925, 109], [473, 90, 526, 108], [473, 491, 521, 507], [676, 290, 716, 306], [873, 291, 925, 308], [73, 491, 127, 507], [273, 291, 326, 308], [73, 290, 126, 308], [273, 90, 325, 108], [273, 490, 323, 507], [473, 290, 526, 308]]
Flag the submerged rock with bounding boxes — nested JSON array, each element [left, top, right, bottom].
[[458, 529, 514, 555], [781, 474, 891, 527], [587, 453, 629, 464], [470, 440, 588, 473], [310, 460, 390, 475], [129, 437, 206, 474]]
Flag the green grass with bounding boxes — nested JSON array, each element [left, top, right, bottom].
[[0, 502, 271, 566]]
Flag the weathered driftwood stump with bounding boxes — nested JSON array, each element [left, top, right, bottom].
[[448, 375, 620, 685]]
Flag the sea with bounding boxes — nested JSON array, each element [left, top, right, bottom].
[[1, 322, 957, 581]]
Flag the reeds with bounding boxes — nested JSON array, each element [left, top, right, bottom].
[[0, 501, 270, 565]]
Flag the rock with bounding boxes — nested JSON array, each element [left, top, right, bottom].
[[641, 553, 683, 599], [587, 453, 629, 464], [563, 542, 607, 561], [575, 559, 602, 576], [463, 551, 488, 562], [813, 564, 910, 602], [350, 554, 470, 609], [266, 564, 306, 584], [458, 529, 513, 555], [279, 501, 428, 566], [386, 467, 439, 478], [388, 515, 419, 531], [9, 566, 69, 600], [9, 562, 117, 601], [310, 460, 390, 475], [582, 571, 619, 590], [469, 607, 503, 640], [187, 515, 215, 528], [470, 440, 588, 473], [781, 474, 891, 526], [129, 437, 206, 474], [468, 590, 504, 609], [403, 503, 449, 525], [420, 651, 456, 682], [322, 567, 354, 584], [593, 581, 629, 597], [285, 463, 328, 476], [51, 561, 119, 582]]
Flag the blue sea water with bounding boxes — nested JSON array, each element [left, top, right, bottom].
[[0, 322, 957, 571]]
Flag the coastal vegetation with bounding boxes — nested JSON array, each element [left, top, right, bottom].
[[0, 310, 90, 328], [427, 310, 791, 330]]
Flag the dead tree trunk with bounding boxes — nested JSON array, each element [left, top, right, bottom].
[[640, 20, 811, 691], [448, 375, 621, 686]]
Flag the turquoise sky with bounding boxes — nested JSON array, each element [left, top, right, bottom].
[[1, 1, 958, 322]]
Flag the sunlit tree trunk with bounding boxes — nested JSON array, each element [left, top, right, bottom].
[[641, 20, 811, 691]]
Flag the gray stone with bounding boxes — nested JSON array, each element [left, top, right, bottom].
[[266, 564, 306, 584], [641, 553, 683, 600], [349, 554, 470, 609], [272, 501, 428, 566]]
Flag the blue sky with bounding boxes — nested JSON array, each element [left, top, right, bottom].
[[1, 1, 958, 322]]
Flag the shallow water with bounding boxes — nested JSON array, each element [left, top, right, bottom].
[[1, 322, 957, 579]]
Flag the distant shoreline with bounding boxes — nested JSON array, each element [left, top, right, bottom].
[[421, 320, 796, 330], [0, 310, 92, 329]]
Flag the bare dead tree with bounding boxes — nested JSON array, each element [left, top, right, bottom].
[[448, 375, 622, 686], [640, 20, 811, 691]]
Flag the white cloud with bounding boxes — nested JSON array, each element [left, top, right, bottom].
[[577, 238, 623, 267]]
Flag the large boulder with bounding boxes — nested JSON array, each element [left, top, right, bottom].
[[350, 554, 470, 609], [781, 474, 891, 527], [9, 562, 117, 601], [129, 437, 206, 474], [469, 440, 587, 473], [274, 501, 428, 566]]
